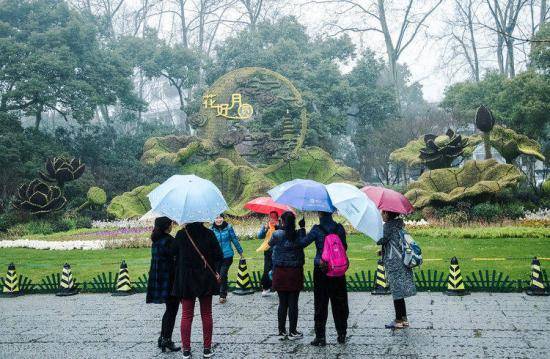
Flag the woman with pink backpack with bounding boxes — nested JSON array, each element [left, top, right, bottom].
[[298, 211, 349, 346]]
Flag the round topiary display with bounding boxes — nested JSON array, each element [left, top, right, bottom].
[[198, 67, 307, 172], [87, 187, 107, 206], [13, 179, 66, 215]]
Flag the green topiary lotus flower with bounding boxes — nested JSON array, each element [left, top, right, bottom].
[[390, 131, 481, 168], [419, 129, 470, 169], [87, 187, 107, 206], [489, 125, 546, 163], [405, 159, 523, 208], [13, 179, 66, 214]]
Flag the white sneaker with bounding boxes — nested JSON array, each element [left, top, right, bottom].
[[262, 289, 272, 297]]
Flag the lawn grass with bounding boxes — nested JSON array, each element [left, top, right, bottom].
[[2, 233, 549, 283]]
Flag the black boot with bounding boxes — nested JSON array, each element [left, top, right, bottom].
[[160, 337, 181, 352], [157, 336, 162, 348], [337, 333, 346, 344], [310, 337, 326, 347]]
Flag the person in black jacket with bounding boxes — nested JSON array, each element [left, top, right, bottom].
[[298, 211, 349, 346], [269, 211, 305, 341], [146, 217, 180, 353], [171, 222, 223, 359]]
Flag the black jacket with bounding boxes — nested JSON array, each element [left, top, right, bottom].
[[297, 215, 347, 267], [146, 233, 176, 304], [170, 223, 224, 299], [269, 229, 305, 268]]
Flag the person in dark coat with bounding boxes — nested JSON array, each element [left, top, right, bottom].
[[171, 222, 223, 359], [146, 217, 180, 353], [269, 211, 305, 340], [376, 211, 417, 329], [211, 214, 244, 304], [297, 211, 349, 346]]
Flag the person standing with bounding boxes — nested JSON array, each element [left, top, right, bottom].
[[298, 211, 349, 346], [377, 210, 417, 329], [146, 217, 181, 353], [269, 211, 305, 340], [171, 222, 223, 359], [211, 214, 244, 304], [257, 211, 279, 296]]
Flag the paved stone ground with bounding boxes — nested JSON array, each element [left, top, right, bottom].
[[1, 292, 549, 358]]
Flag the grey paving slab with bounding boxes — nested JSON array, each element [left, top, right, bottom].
[[0, 292, 549, 358]]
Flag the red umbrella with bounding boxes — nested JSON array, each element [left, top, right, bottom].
[[244, 197, 295, 216], [360, 186, 414, 214]]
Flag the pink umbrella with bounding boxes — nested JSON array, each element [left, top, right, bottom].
[[360, 186, 414, 214], [244, 197, 295, 216]]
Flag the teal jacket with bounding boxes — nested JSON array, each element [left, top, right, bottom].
[[211, 223, 243, 259]]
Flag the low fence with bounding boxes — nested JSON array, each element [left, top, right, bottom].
[[1, 268, 548, 295]]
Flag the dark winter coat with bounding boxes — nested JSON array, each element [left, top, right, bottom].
[[376, 218, 417, 300], [297, 216, 347, 267], [146, 233, 176, 304], [269, 229, 305, 268], [170, 223, 224, 299]]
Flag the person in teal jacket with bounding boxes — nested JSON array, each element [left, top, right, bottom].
[[211, 214, 243, 303]]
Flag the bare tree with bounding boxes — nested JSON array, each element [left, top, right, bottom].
[[311, 0, 443, 106], [443, 0, 483, 82], [484, 0, 529, 77]]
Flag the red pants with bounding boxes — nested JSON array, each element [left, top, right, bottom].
[[180, 296, 213, 350]]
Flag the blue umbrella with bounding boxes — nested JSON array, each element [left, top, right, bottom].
[[268, 179, 336, 212], [147, 175, 228, 224]]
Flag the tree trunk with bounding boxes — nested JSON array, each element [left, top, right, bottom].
[[483, 132, 492, 159], [178, 0, 189, 48], [506, 38, 515, 77], [496, 35, 505, 75], [467, 0, 480, 82], [35, 109, 42, 131]]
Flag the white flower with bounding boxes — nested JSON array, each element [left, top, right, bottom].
[[0, 239, 105, 250]]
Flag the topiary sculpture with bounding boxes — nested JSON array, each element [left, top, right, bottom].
[[39, 157, 85, 187], [405, 159, 523, 208], [77, 187, 107, 212], [13, 179, 66, 215], [475, 105, 495, 160], [390, 130, 481, 169], [419, 129, 470, 169], [489, 125, 546, 164]]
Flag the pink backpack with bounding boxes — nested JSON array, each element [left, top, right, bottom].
[[320, 228, 349, 277]]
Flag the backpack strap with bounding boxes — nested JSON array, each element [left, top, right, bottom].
[[184, 227, 220, 281]]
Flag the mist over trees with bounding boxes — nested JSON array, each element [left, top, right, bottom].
[[0, 0, 548, 209]]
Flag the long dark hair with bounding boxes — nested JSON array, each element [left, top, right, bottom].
[[280, 211, 297, 241], [151, 216, 172, 241]]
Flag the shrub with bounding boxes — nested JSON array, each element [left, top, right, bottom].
[[442, 211, 469, 225], [75, 216, 92, 229], [500, 202, 524, 220], [405, 210, 424, 221], [23, 220, 55, 235], [471, 203, 500, 222]]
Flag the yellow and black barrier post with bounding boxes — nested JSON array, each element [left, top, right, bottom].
[[112, 260, 133, 296], [1, 263, 21, 297], [56, 263, 78, 296], [446, 257, 469, 296], [233, 259, 254, 295], [371, 259, 390, 295], [526, 257, 549, 296]]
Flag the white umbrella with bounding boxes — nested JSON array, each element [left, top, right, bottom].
[[326, 183, 383, 242], [147, 175, 228, 224]]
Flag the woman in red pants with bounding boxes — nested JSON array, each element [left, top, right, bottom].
[[171, 221, 223, 358]]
